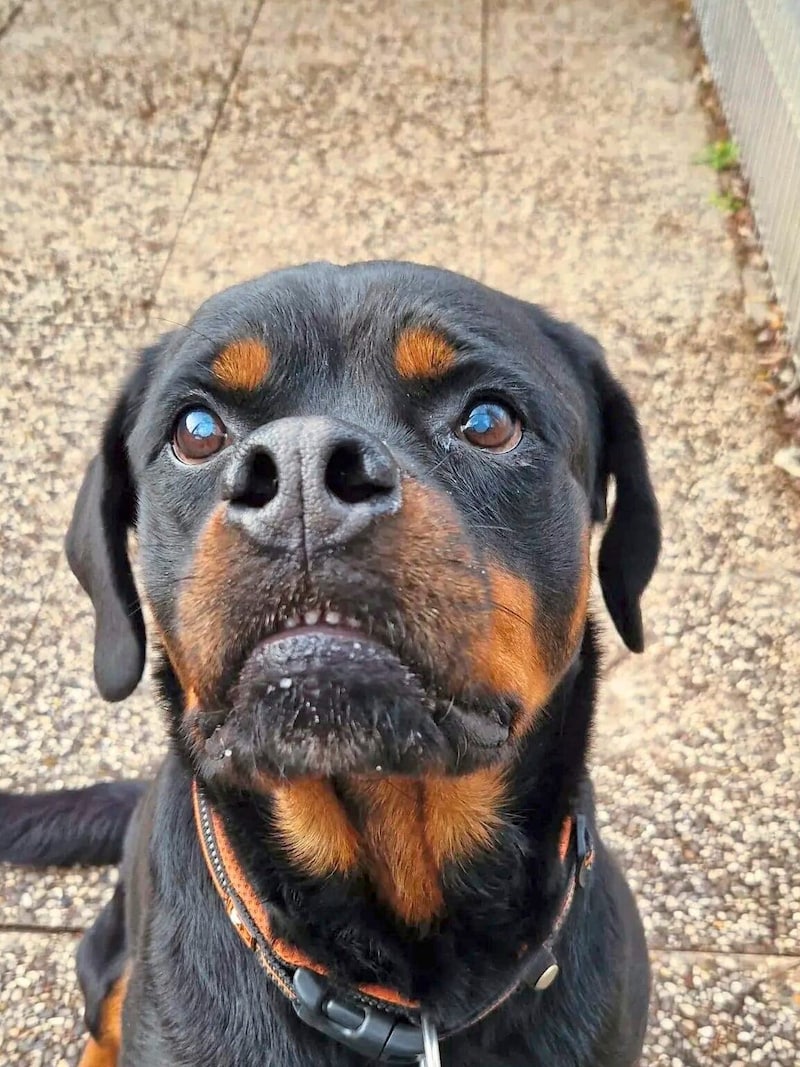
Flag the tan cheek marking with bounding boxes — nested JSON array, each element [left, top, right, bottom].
[[473, 566, 551, 729], [394, 327, 455, 379], [271, 779, 360, 877], [178, 508, 239, 701], [423, 767, 507, 867], [211, 339, 270, 391]]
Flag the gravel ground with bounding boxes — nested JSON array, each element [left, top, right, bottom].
[[1, 0, 798, 1063]]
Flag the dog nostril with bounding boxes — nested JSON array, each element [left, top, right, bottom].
[[325, 443, 394, 506], [236, 450, 279, 508]]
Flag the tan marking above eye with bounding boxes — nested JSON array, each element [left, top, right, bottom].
[[394, 327, 455, 379], [211, 339, 271, 391]]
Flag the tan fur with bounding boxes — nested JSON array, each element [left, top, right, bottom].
[[177, 508, 238, 701], [211, 339, 270, 391], [394, 327, 455, 379], [348, 777, 443, 925], [270, 770, 507, 926], [78, 969, 129, 1067], [423, 767, 507, 866], [473, 566, 550, 734], [271, 779, 360, 876]]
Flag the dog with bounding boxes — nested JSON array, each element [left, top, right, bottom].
[[1, 261, 660, 1066]]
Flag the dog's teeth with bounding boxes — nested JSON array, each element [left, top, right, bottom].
[[325, 610, 341, 625], [284, 616, 299, 629], [304, 609, 320, 625], [345, 616, 359, 629]]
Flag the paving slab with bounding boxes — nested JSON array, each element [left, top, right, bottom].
[[0, 932, 85, 1067], [0, 0, 260, 167], [0, 323, 162, 924], [1, 554, 163, 928], [220, 0, 481, 157], [486, 0, 683, 44], [482, 0, 738, 341], [482, 0, 739, 346], [1, 554, 163, 791], [594, 565, 800, 956], [487, 6, 697, 151], [482, 150, 739, 343], [156, 0, 482, 321], [0, 157, 193, 326], [644, 951, 800, 1065], [0, 322, 144, 701], [0, 0, 21, 34], [156, 143, 483, 324], [631, 335, 799, 577]]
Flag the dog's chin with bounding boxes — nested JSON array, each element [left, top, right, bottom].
[[186, 629, 513, 788]]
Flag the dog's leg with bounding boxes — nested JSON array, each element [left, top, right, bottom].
[[76, 884, 128, 1067]]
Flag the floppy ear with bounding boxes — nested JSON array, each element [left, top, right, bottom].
[[533, 312, 660, 651], [65, 341, 166, 701], [591, 355, 660, 653]]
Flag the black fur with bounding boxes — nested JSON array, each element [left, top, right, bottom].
[[1, 262, 659, 1066], [0, 781, 145, 866]]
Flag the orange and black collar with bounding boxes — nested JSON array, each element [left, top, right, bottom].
[[192, 780, 595, 1063]]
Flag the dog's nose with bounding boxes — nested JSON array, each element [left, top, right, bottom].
[[221, 417, 401, 550]]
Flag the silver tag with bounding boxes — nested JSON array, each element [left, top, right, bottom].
[[419, 1013, 441, 1067]]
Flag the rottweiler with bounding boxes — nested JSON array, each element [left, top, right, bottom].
[[1, 261, 660, 1066]]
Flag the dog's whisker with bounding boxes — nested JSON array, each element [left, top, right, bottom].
[[154, 317, 216, 346], [488, 600, 538, 634]]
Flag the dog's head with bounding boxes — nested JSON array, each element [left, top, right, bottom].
[[67, 262, 659, 789]]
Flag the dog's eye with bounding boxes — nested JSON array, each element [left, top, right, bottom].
[[458, 401, 522, 453], [173, 408, 228, 463]]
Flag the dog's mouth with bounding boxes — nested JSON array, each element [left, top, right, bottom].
[[184, 601, 515, 787]]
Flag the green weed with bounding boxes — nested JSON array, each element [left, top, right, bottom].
[[694, 140, 740, 171]]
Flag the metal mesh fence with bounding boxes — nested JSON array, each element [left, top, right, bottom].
[[693, 0, 800, 351]]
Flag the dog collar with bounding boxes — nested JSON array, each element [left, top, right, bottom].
[[192, 780, 594, 1064]]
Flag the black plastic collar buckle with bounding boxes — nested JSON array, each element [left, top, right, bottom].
[[293, 968, 425, 1063]]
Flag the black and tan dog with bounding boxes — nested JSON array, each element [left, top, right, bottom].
[[1, 262, 659, 1066]]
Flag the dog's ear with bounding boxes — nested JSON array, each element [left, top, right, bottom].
[[535, 314, 660, 651], [592, 357, 660, 652], [65, 339, 168, 701]]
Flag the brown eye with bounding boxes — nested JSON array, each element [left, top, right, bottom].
[[458, 401, 522, 453], [173, 408, 228, 463]]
